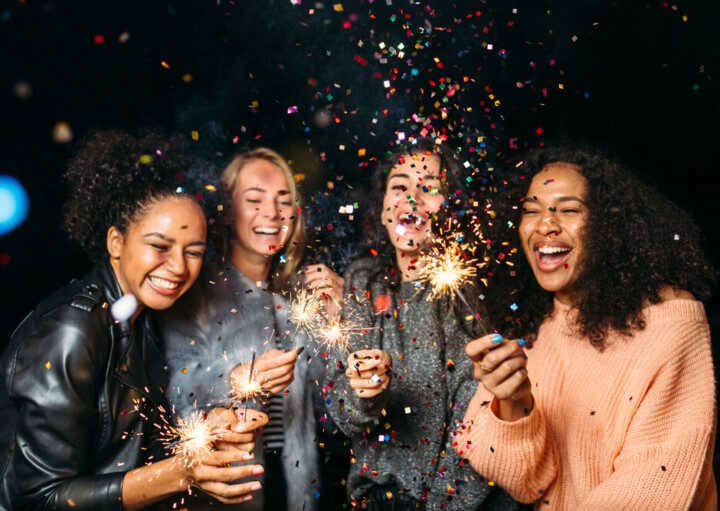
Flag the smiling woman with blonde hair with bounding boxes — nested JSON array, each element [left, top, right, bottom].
[[159, 146, 344, 511]]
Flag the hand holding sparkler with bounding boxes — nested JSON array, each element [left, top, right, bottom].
[[230, 348, 300, 397], [344, 349, 392, 399], [302, 263, 345, 320], [206, 407, 269, 453]]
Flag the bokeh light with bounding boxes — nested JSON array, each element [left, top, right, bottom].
[[0, 175, 30, 236]]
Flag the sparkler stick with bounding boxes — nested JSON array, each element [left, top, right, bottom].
[[244, 350, 256, 422]]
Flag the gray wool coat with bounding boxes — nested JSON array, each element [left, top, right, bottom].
[[157, 262, 324, 511]]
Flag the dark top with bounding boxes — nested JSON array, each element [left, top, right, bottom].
[[0, 259, 170, 511]]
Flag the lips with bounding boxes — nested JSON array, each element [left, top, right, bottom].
[[147, 275, 183, 296], [532, 242, 572, 272]]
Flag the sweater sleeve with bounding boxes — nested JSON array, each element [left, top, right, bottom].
[[323, 262, 391, 437], [575, 318, 716, 511], [453, 385, 558, 504]]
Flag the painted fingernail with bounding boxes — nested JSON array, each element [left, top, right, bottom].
[[252, 467, 264, 476], [296, 346, 305, 355], [250, 482, 263, 490], [491, 334, 503, 343], [518, 338, 526, 347]]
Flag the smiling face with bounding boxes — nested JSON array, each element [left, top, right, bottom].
[[230, 158, 295, 264], [381, 152, 446, 258], [107, 195, 206, 311], [519, 162, 588, 304]]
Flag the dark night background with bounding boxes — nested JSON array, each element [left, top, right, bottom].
[[1, 0, 718, 483]]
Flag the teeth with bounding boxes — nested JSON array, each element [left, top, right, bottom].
[[148, 276, 180, 290], [254, 227, 279, 234], [400, 213, 424, 225], [538, 246, 571, 254]]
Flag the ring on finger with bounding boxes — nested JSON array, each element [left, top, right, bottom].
[[478, 359, 489, 372]]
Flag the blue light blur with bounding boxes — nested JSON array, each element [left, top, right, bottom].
[[0, 175, 29, 236]]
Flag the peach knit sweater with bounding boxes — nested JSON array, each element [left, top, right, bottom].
[[454, 299, 717, 510]]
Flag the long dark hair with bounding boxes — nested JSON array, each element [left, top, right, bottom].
[[487, 145, 717, 347]]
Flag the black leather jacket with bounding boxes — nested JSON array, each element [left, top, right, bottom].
[[0, 259, 171, 510]]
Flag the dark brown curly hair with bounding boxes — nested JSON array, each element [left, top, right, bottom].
[[63, 129, 215, 260], [487, 145, 717, 347]]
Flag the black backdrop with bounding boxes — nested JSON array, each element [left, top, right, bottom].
[[1, 0, 718, 476]]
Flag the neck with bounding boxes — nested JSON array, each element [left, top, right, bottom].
[[230, 242, 272, 283], [395, 249, 421, 281], [554, 290, 572, 306]]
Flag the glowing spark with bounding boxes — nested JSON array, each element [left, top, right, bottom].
[[289, 287, 326, 344], [162, 411, 216, 466], [418, 238, 478, 301], [229, 363, 265, 403], [316, 314, 365, 354]]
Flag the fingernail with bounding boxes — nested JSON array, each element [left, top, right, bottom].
[[252, 467, 264, 476], [296, 346, 305, 355], [250, 482, 262, 490], [518, 338, 526, 347], [491, 334, 503, 344], [241, 495, 253, 502]]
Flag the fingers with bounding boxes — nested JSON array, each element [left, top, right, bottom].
[[205, 408, 237, 431], [349, 374, 389, 390], [215, 431, 254, 446], [303, 264, 344, 287], [477, 354, 527, 387], [196, 480, 262, 505], [231, 410, 269, 432], [255, 348, 299, 371], [202, 449, 256, 466], [478, 341, 525, 373], [256, 362, 295, 385], [194, 464, 264, 483], [346, 350, 392, 373], [466, 333, 506, 360], [490, 367, 530, 401]]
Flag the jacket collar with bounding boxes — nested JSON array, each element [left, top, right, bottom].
[[86, 257, 126, 307]]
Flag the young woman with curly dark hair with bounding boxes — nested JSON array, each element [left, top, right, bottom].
[[0, 130, 268, 510], [455, 146, 717, 510], [324, 138, 521, 511]]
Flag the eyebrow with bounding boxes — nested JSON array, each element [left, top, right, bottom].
[[523, 195, 585, 203], [242, 186, 291, 195], [143, 232, 206, 247]]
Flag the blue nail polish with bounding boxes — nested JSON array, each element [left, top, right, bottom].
[[518, 338, 526, 347], [491, 334, 503, 344]]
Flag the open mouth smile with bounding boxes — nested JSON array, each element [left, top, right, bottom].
[[147, 275, 183, 295], [533, 243, 572, 272]]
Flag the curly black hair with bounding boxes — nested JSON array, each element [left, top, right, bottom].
[[63, 129, 216, 260], [486, 145, 717, 347]]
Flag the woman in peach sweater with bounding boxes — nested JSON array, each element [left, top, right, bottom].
[[454, 146, 717, 510]]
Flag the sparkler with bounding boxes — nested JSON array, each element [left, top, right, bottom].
[[229, 351, 265, 409], [162, 411, 217, 467], [288, 286, 325, 345], [316, 315, 365, 354], [418, 234, 488, 335]]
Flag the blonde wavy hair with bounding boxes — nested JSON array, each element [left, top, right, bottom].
[[221, 147, 306, 292]]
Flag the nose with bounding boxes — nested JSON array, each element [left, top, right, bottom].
[[537, 212, 562, 237], [408, 183, 428, 208], [166, 247, 188, 277], [259, 198, 280, 219]]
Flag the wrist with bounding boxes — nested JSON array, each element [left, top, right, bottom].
[[495, 394, 534, 422]]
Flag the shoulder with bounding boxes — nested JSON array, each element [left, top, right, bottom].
[[344, 257, 384, 289], [3, 281, 110, 389]]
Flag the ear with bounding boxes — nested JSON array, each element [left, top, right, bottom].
[[106, 226, 125, 259]]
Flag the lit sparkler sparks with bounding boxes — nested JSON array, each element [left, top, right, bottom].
[[288, 286, 325, 345], [418, 233, 488, 335], [162, 411, 217, 466], [316, 315, 365, 354], [229, 355, 265, 404]]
